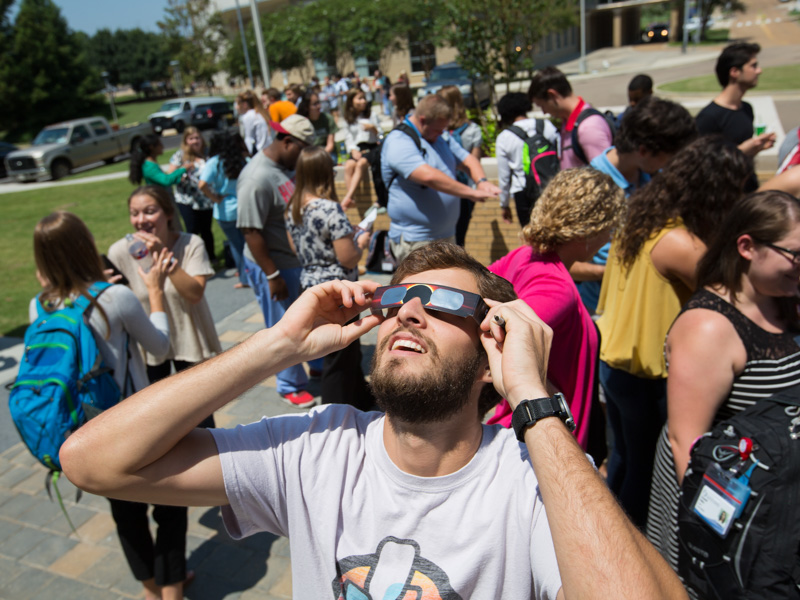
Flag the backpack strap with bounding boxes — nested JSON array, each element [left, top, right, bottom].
[[535, 119, 545, 136], [506, 124, 528, 142], [386, 123, 427, 191], [571, 107, 607, 165]]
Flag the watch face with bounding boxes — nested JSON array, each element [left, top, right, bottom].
[[556, 393, 577, 432]]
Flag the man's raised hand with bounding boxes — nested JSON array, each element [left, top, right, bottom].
[[273, 279, 384, 363], [479, 298, 552, 409]]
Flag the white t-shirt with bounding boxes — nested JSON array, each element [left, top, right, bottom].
[[211, 404, 563, 599], [496, 118, 560, 208]]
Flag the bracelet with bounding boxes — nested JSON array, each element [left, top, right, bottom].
[[266, 269, 281, 281], [477, 177, 488, 184]]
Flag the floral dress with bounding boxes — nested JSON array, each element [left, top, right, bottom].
[[285, 198, 357, 290]]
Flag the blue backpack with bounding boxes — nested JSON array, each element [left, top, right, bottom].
[[9, 282, 121, 473]]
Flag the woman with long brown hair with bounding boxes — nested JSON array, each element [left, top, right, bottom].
[[437, 85, 482, 247], [32, 211, 180, 600], [285, 146, 372, 410], [648, 191, 800, 575], [595, 135, 751, 527], [341, 88, 382, 209], [108, 185, 222, 387], [236, 89, 271, 155]]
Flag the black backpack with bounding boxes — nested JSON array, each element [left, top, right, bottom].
[[507, 121, 560, 207], [570, 107, 617, 165], [676, 384, 800, 599]]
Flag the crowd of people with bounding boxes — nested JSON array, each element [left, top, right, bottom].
[[23, 41, 800, 598]]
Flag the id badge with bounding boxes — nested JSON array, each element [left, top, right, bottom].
[[691, 463, 751, 538]]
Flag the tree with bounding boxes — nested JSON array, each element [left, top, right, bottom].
[[438, 0, 576, 97], [695, 0, 744, 41], [158, 0, 228, 88], [86, 28, 171, 92], [0, 0, 103, 139]]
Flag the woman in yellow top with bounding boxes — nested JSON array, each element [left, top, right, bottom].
[[595, 135, 749, 527]]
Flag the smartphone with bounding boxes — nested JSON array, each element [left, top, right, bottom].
[[102, 254, 129, 286]]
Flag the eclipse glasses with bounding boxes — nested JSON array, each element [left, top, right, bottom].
[[371, 283, 489, 323]]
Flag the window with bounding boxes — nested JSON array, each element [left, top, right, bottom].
[[545, 33, 553, 52], [90, 120, 109, 137], [71, 125, 92, 144], [313, 58, 336, 80], [409, 31, 436, 73]]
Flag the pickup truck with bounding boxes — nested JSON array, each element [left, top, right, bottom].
[[4, 117, 152, 181]]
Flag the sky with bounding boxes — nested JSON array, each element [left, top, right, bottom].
[[50, 0, 169, 35]]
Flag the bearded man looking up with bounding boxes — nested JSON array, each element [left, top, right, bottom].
[[61, 242, 688, 599]]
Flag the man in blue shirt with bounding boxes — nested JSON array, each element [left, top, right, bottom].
[[578, 96, 697, 313], [381, 94, 500, 262]]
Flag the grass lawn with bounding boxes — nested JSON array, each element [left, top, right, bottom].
[[660, 63, 800, 93], [64, 154, 172, 181], [0, 178, 227, 337], [667, 28, 730, 46]]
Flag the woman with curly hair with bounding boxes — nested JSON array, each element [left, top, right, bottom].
[[198, 130, 251, 288], [128, 134, 189, 188], [595, 135, 751, 527], [487, 168, 625, 460]]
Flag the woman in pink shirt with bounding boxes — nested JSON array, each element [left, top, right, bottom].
[[489, 168, 624, 459]]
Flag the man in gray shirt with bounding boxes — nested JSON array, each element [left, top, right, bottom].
[[237, 114, 322, 408]]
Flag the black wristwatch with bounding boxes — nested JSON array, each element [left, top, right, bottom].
[[511, 393, 575, 442]]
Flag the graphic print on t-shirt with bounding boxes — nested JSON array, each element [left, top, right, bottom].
[[332, 536, 462, 600], [278, 179, 295, 205]]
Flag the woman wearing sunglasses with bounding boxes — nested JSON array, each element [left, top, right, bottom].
[[486, 168, 625, 465], [647, 190, 800, 571]]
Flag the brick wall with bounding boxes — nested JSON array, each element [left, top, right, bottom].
[[335, 177, 526, 268]]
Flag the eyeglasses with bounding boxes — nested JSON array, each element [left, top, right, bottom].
[[371, 283, 489, 323], [760, 241, 800, 264]]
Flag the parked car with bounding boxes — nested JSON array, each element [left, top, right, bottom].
[[0, 141, 18, 179], [148, 96, 227, 135], [4, 117, 152, 181], [191, 101, 235, 130], [417, 62, 492, 109], [685, 16, 715, 32], [642, 23, 670, 43]]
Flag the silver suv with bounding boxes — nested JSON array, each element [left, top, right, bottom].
[[148, 96, 227, 135]]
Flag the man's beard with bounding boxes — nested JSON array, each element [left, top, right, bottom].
[[369, 328, 485, 424]]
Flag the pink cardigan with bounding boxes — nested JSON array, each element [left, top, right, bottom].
[[489, 246, 598, 450]]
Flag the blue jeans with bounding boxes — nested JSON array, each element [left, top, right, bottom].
[[217, 220, 247, 286], [599, 360, 667, 528], [244, 257, 322, 394]]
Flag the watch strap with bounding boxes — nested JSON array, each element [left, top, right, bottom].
[[511, 394, 568, 442]]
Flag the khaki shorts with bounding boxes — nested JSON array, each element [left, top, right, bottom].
[[390, 235, 456, 264]]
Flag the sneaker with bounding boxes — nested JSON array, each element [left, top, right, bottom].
[[281, 390, 317, 408]]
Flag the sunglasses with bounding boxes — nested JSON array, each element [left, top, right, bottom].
[[371, 283, 489, 323]]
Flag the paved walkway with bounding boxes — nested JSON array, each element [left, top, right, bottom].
[[0, 270, 391, 599]]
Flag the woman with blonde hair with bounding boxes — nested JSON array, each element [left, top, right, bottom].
[[437, 85, 482, 246], [236, 89, 271, 154], [285, 146, 372, 409], [31, 211, 183, 600], [341, 88, 382, 208], [169, 126, 215, 261], [487, 168, 625, 462]]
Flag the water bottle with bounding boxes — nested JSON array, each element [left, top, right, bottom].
[[125, 233, 153, 273]]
